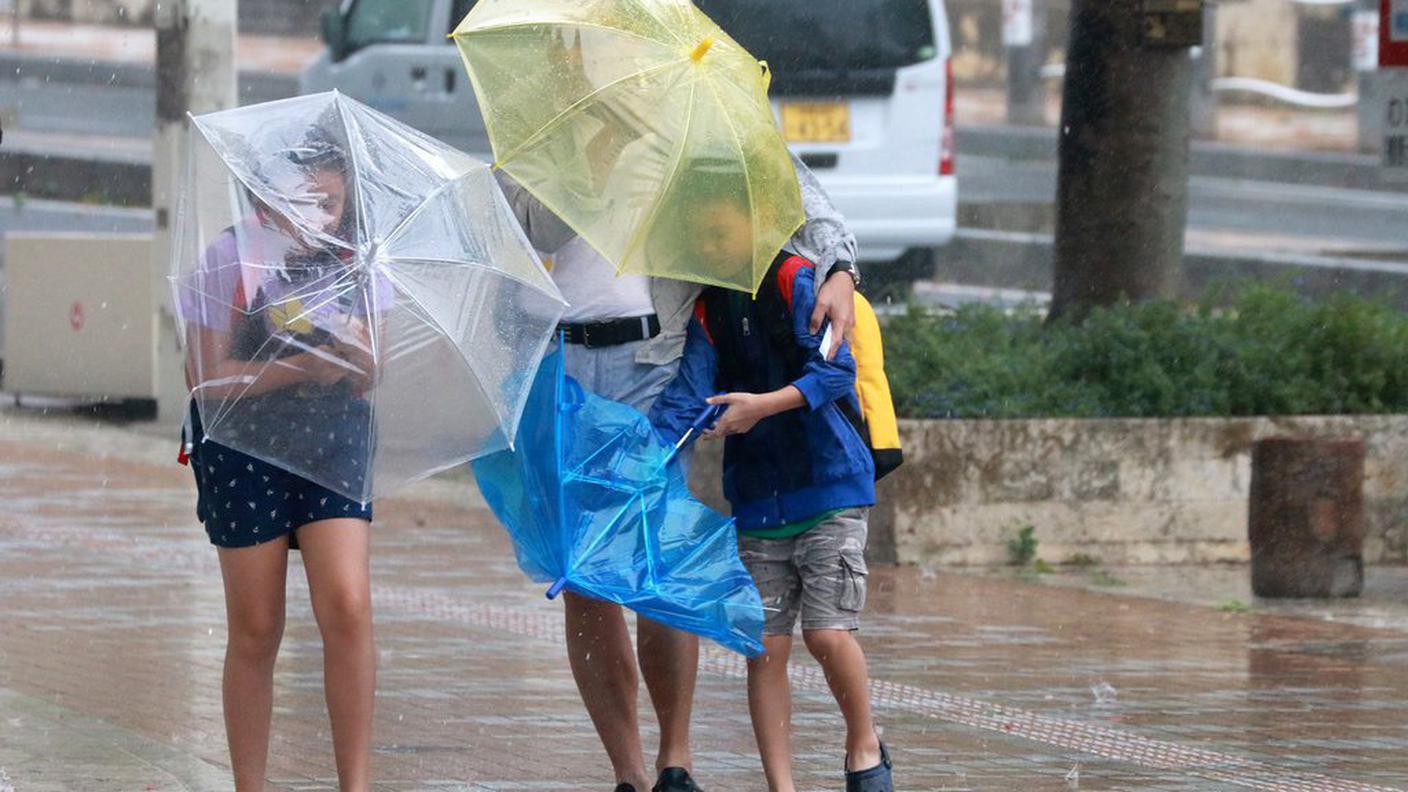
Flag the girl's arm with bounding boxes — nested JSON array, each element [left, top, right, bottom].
[[186, 320, 354, 401]]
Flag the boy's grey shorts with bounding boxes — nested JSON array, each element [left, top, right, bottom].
[[738, 508, 870, 636]]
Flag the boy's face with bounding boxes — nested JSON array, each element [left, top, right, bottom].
[[694, 200, 754, 278]]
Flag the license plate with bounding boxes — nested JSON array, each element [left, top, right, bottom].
[[781, 102, 851, 143]]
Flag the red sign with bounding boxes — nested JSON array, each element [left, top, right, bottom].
[[69, 301, 85, 332], [1383, 0, 1408, 68]]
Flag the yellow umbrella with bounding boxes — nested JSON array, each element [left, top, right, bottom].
[[452, 0, 803, 294]]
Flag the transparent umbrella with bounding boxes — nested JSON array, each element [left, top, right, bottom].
[[171, 91, 567, 503]]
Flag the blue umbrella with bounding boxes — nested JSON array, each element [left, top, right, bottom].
[[471, 347, 765, 657]]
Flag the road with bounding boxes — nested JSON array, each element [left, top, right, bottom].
[[959, 154, 1408, 257]]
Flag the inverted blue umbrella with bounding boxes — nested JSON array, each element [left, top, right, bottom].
[[471, 347, 765, 657]]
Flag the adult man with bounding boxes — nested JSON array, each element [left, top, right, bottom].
[[500, 155, 860, 792]]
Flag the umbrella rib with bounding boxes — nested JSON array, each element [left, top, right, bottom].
[[622, 0, 693, 48], [709, 74, 806, 281], [637, 494, 659, 591], [392, 292, 515, 439], [616, 71, 697, 273], [456, 19, 672, 51], [563, 424, 637, 478], [375, 171, 478, 252], [701, 75, 763, 291], [662, 521, 731, 578], [378, 255, 563, 311], [375, 257, 563, 443], [332, 93, 370, 251], [492, 59, 683, 168], [563, 489, 647, 580]]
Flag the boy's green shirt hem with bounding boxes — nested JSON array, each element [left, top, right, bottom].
[[737, 508, 846, 540]]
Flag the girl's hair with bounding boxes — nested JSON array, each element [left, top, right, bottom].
[[245, 133, 354, 239], [286, 133, 349, 175]]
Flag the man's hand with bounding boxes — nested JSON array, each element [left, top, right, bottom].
[[811, 268, 856, 359]]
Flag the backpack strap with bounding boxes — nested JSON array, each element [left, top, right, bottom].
[[773, 255, 812, 313], [692, 299, 715, 346]]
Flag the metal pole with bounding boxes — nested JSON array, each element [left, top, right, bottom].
[[1355, 0, 1382, 153], [10, 0, 23, 49], [1005, 0, 1048, 125], [152, 0, 238, 425], [1189, 1, 1218, 138]]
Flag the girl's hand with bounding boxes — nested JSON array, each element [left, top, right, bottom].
[[702, 392, 771, 438], [292, 347, 352, 387], [331, 317, 375, 388]]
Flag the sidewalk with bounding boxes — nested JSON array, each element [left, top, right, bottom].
[[2, 406, 1407, 791], [0, 17, 321, 74]]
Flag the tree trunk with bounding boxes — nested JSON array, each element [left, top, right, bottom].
[[1049, 0, 1194, 322]]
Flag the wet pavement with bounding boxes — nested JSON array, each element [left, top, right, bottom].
[[2, 408, 1408, 791]]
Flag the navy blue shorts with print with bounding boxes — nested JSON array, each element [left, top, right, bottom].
[[186, 403, 372, 549]]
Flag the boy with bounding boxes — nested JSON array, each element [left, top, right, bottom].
[[650, 191, 892, 792]]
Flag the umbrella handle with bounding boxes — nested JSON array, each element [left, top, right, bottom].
[[687, 399, 725, 434], [661, 400, 725, 467], [546, 576, 568, 600]]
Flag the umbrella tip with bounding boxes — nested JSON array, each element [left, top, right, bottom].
[[690, 37, 714, 63], [546, 577, 568, 599]]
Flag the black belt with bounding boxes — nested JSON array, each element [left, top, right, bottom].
[[559, 314, 661, 348]]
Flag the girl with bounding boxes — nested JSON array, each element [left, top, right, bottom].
[[179, 138, 379, 792]]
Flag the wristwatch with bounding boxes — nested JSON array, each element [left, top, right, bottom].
[[828, 260, 859, 287]]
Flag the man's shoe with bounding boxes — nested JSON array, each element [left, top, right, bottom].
[[845, 742, 894, 792], [653, 767, 704, 792]]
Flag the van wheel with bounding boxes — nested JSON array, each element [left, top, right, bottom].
[[859, 248, 935, 305]]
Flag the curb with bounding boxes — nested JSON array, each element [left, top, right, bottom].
[[938, 228, 1408, 309], [955, 124, 1402, 193]]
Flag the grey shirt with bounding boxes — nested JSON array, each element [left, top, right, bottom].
[[497, 153, 860, 367]]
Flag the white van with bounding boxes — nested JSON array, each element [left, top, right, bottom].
[[302, 0, 956, 271]]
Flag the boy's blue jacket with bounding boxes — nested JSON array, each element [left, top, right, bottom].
[[650, 257, 875, 531]]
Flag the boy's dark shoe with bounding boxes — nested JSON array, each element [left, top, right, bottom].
[[845, 742, 894, 792], [653, 767, 704, 792], [613, 785, 638, 792]]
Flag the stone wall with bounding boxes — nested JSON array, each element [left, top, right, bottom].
[[690, 415, 1408, 567]]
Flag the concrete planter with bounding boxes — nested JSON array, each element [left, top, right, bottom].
[[689, 415, 1408, 567]]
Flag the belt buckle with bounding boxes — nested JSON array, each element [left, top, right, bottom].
[[579, 323, 597, 348]]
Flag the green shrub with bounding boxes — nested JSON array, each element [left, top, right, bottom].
[[883, 285, 1408, 419]]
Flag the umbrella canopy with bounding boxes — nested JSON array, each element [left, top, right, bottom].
[[472, 348, 765, 656], [452, 0, 804, 294], [171, 91, 567, 503]]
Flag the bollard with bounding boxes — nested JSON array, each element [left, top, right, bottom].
[[1248, 437, 1365, 598]]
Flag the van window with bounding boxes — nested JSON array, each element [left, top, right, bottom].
[[345, 0, 435, 53], [693, 0, 937, 72]]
